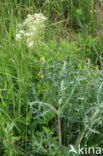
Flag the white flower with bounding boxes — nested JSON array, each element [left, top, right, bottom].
[[24, 32, 31, 37], [27, 41, 34, 48], [30, 26, 36, 31], [16, 33, 21, 41], [27, 38, 30, 44], [19, 30, 25, 35], [16, 13, 47, 49], [27, 14, 31, 18], [34, 13, 47, 21], [18, 23, 23, 27]]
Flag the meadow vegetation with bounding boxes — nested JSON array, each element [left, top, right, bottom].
[[0, 0, 103, 155]]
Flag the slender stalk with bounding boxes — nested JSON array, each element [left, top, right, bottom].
[[57, 109, 62, 146]]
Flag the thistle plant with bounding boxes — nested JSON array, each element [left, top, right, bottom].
[[28, 58, 78, 146], [16, 13, 47, 49], [28, 57, 103, 154]]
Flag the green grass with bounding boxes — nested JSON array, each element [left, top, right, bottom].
[[0, 0, 103, 155]]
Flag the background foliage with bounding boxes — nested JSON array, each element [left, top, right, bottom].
[[0, 0, 103, 155]]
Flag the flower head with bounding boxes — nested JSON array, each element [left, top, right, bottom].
[[15, 13, 47, 49]]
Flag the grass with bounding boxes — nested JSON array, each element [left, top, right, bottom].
[[0, 0, 103, 155]]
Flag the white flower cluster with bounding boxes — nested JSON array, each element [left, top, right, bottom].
[[16, 13, 47, 49]]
